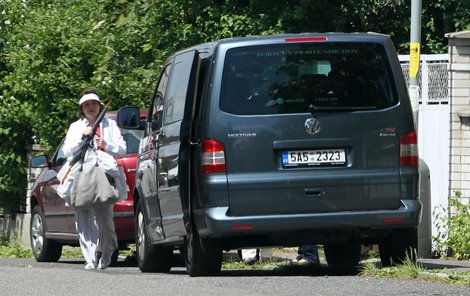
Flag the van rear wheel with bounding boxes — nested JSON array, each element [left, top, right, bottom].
[[379, 228, 417, 267], [324, 241, 361, 270], [184, 222, 222, 277], [135, 201, 172, 272]]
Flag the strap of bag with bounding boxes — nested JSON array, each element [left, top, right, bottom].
[[78, 152, 85, 172], [78, 149, 99, 172]]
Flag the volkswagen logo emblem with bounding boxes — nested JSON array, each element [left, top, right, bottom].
[[304, 118, 320, 135]]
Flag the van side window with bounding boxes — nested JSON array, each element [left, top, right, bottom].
[[151, 64, 171, 131], [163, 52, 195, 125]]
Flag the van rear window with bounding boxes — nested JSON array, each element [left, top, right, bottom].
[[220, 43, 398, 115]]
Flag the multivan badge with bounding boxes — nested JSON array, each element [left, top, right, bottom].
[[304, 118, 320, 135]]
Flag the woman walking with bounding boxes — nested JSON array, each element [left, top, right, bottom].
[[62, 87, 126, 270]]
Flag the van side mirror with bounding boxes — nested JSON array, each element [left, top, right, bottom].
[[117, 106, 141, 129]]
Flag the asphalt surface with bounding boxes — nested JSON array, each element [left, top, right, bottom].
[[0, 256, 469, 296]]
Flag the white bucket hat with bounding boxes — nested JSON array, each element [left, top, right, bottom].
[[78, 93, 101, 105]]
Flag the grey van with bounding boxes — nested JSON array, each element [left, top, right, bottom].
[[118, 33, 421, 276]]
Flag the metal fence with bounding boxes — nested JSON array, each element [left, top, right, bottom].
[[398, 54, 449, 104]]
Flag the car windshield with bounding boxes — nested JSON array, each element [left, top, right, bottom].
[[121, 129, 143, 154], [220, 42, 398, 115]]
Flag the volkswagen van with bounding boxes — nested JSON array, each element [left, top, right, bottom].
[[118, 33, 421, 276]]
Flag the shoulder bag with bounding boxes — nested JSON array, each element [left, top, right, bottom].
[[71, 154, 120, 209]]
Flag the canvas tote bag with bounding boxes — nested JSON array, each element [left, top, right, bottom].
[[71, 158, 120, 209]]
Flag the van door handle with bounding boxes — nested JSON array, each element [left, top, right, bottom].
[[305, 188, 325, 197]]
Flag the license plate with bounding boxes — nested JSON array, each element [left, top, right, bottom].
[[282, 149, 346, 167]]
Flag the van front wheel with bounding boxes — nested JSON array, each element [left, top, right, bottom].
[[135, 201, 172, 272], [184, 222, 222, 277]]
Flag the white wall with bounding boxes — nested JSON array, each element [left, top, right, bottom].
[[418, 103, 450, 238]]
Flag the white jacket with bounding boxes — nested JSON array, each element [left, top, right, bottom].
[[57, 117, 127, 203], [63, 117, 126, 159]]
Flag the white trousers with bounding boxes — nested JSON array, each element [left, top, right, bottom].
[[74, 204, 118, 264]]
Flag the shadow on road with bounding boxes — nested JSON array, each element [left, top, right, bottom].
[[220, 265, 360, 277]]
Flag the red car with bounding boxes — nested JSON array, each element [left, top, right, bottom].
[[29, 114, 144, 263]]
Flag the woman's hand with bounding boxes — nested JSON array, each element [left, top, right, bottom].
[[97, 136, 108, 150], [82, 126, 93, 138]]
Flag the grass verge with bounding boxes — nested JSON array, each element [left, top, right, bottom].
[[360, 258, 470, 286]]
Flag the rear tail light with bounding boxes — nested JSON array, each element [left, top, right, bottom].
[[201, 139, 226, 174], [400, 131, 418, 166]]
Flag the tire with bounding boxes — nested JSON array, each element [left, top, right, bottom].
[[30, 205, 62, 262], [324, 241, 361, 270], [184, 221, 222, 277], [379, 228, 418, 267], [135, 200, 172, 272]]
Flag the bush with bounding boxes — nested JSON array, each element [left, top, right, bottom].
[[433, 191, 470, 260]]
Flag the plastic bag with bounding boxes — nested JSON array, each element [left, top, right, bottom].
[[96, 150, 127, 201]]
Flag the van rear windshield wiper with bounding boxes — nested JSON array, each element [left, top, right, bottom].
[[307, 104, 377, 112]]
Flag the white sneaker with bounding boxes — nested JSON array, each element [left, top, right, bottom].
[[84, 262, 95, 270], [97, 254, 112, 270]]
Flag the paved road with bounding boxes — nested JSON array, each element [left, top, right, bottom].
[[417, 258, 470, 273], [0, 257, 468, 296]]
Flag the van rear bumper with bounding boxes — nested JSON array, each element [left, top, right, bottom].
[[196, 199, 422, 238]]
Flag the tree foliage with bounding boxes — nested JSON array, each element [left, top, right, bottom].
[[0, 96, 34, 211], [0, 0, 468, 212]]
